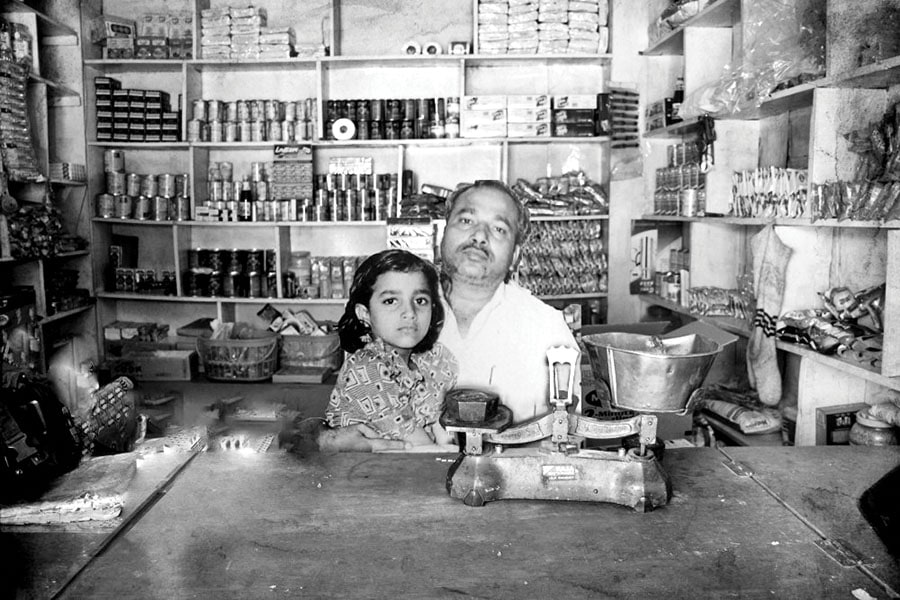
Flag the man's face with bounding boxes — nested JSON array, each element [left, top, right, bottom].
[[440, 186, 520, 288]]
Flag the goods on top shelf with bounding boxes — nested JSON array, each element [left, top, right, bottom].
[[188, 97, 318, 144], [90, 11, 193, 60], [94, 77, 180, 143], [0, 19, 42, 183], [477, 0, 609, 55]]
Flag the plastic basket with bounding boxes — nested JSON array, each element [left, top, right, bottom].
[[279, 332, 343, 371], [197, 331, 279, 382]]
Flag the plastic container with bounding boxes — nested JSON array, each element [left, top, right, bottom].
[[197, 330, 279, 381]]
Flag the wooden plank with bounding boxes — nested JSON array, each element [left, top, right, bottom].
[[883, 230, 900, 376]]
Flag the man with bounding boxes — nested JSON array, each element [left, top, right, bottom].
[[317, 179, 579, 451], [437, 180, 580, 424]]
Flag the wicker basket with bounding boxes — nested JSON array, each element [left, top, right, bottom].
[[280, 332, 343, 371], [197, 331, 279, 382]]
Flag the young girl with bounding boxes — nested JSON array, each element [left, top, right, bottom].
[[321, 249, 457, 451]]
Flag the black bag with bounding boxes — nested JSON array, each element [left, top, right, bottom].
[[1, 374, 82, 502]]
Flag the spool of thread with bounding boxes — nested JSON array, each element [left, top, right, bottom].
[[423, 41, 443, 55], [402, 40, 421, 55], [332, 118, 356, 141]]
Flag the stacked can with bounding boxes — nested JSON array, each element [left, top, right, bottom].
[[183, 247, 276, 298], [96, 149, 191, 221], [654, 141, 706, 216], [199, 161, 281, 222], [187, 97, 317, 143], [324, 97, 456, 141], [308, 172, 401, 222]]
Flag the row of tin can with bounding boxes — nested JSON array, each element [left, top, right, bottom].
[[96, 193, 191, 221], [325, 98, 459, 123], [105, 170, 191, 198], [184, 249, 277, 298], [187, 118, 317, 143], [192, 98, 317, 124]]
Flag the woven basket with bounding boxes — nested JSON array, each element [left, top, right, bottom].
[[279, 332, 343, 370], [197, 331, 279, 382]]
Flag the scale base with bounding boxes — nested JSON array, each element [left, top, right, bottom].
[[446, 446, 672, 512]]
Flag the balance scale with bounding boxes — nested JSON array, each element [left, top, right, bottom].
[[441, 334, 721, 512]]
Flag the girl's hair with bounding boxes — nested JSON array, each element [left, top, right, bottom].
[[337, 249, 445, 354]]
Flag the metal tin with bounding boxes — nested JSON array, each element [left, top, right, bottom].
[[387, 99, 401, 121], [187, 119, 203, 142], [188, 248, 201, 269], [175, 196, 191, 221], [207, 270, 223, 296], [208, 249, 224, 271], [250, 99, 265, 121], [236, 100, 250, 121], [304, 98, 316, 122], [218, 161, 233, 181], [106, 171, 126, 195], [268, 119, 282, 141], [115, 194, 132, 219], [208, 163, 222, 181], [250, 162, 265, 181], [192, 99, 206, 121], [385, 121, 400, 140], [103, 149, 125, 173], [281, 120, 294, 142], [265, 271, 277, 298], [175, 173, 190, 197], [250, 120, 265, 142], [223, 270, 238, 297], [209, 120, 223, 142], [264, 249, 277, 272], [247, 271, 262, 298], [224, 121, 238, 142], [369, 121, 383, 139], [227, 249, 243, 273], [255, 180, 268, 201], [96, 193, 115, 218], [265, 99, 280, 121], [133, 195, 151, 220], [158, 173, 177, 197], [284, 101, 297, 121], [239, 120, 252, 142], [141, 174, 158, 198], [153, 196, 169, 220], [206, 100, 222, 122], [125, 172, 142, 197], [370, 99, 384, 121], [226, 101, 239, 122], [209, 180, 224, 202]]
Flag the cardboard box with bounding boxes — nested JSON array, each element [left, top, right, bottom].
[[462, 95, 508, 110], [553, 94, 599, 110], [507, 122, 551, 137], [110, 350, 197, 381], [816, 403, 869, 445]]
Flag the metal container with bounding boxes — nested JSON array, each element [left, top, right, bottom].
[[582, 332, 721, 413], [96, 193, 115, 218], [103, 149, 125, 173], [849, 409, 898, 446], [114, 195, 132, 219], [106, 171, 126, 195]]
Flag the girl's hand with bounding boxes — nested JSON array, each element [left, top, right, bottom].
[[430, 421, 455, 446]]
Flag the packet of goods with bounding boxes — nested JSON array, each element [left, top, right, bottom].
[[280, 310, 327, 336], [480, 3, 510, 13], [509, 12, 539, 24]]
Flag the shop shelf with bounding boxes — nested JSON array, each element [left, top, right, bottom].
[[642, 0, 739, 56]]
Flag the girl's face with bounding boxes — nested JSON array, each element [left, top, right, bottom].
[[355, 270, 433, 357]]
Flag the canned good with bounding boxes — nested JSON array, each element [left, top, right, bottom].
[[209, 120, 223, 142], [268, 119, 282, 141], [106, 171, 126, 195], [239, 120, 252, 142], [125, 172, 142, 196], [224, 121, 238, 142], [265, 249, 277, 272], [96, 193, 115, 218], [209, 180, 224, 202], [104, 149, 124, 173], [141, 174, 158, 197], [192, 99, 206, 121], [281, 120, 294, 142], [250, 120, 265, 142], [255, 180, 268, 202], [188, 248, 201, 269], [387, 99, 401, 121], [370, 99, 384, 121], [265, 99, 280, 121], [223, 271, 238, 297], [208, 249, 224, 271], [304, 98, 316, 122], [265, 271, 277, 298], [133, 195, 151, 220], [237, 100, 250, 121], [247, 271, 262, 298], [208, 270, 223, 296], [207, 163, 222, 181], [250, 162, 265, 181], [284, 101, 297, 121], [207, 100, 222, 122], [115, 195, 132, 219], [175, 196, 191, 221], [187, 119, 203, 142], [250, 99, 265, 121], [158, 173, 177, 197], [226, 101, 239, 122], [175, 173, 190, 197], [153, 196, 169, 221], [219, 161, 233, 181]]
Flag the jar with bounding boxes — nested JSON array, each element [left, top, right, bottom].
[[290, 251, 312, 289], [849, 409, 898, 447]]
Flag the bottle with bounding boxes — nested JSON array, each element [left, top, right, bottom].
[[238, 177, 253, 222]]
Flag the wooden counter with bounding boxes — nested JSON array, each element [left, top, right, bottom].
[[15, 446, 896, 600]]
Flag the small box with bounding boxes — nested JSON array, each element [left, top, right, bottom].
[[816, 403, 870, 445], [552, 108, 596, 123], [460, 109, 507, 126], [507, 107, 551, 123], [553, 94, 599, 110], [507, 94, 551, 109], [463, 95, 508, 110], [507, 122, 551, 137], [460, 122, 507, 138], [552, 122, 596, 137], [90, 14, 136, 44]]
